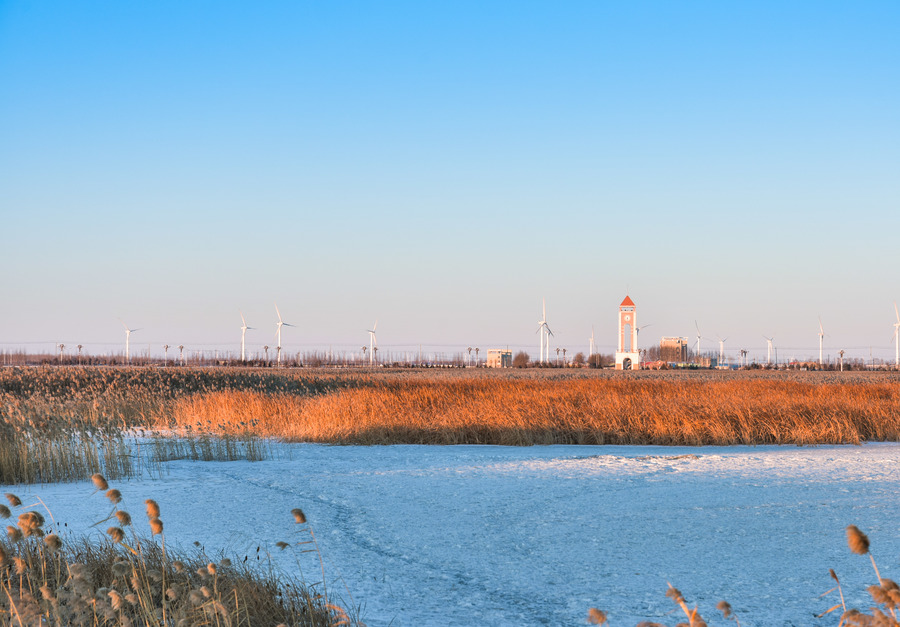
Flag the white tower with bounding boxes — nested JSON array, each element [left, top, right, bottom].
[[615, 295, 640, 370]]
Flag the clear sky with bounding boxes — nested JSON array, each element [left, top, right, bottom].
[[1, 1, 898, 363]]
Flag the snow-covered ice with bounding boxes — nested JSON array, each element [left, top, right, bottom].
[[6, 443, 900, 626]]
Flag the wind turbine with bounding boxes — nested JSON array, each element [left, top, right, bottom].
[[368, 321, 378, 365], [119, 320, 140, 363], [763, 335, 774, 366], [717, 336, 728, 365], [274, 305, 295, 366], [694, 321, 703, 362], [536, 299, 553, 364], [818, 316, 825, 367], [589, 326, 595, 357], [892, 303, 900, 368], [240, 311, 254, 362]]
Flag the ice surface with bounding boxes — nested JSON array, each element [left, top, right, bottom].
[[6, 443, 900, 626]]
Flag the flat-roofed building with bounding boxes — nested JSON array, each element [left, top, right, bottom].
[[486, 349, 512, 368], [660, 337, 688, 363]]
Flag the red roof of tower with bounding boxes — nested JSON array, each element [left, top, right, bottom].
[[620, 295, 635, 306]]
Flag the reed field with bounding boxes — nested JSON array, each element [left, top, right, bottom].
[[3, 366, 900, 625], [2, 367, 900, 463]]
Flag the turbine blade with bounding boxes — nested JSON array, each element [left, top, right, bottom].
[[275, 304, 283, 323], [895, 302, 899, 323]]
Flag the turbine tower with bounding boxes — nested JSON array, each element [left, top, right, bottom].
[[240, 312, 254, 362], [892, 303, 900, 367], [589, 326, 595, 357], [119, 320, 140, 363], [368, 321, 378, 365], [763, 335, 774, 366], [717, 336, 728, 365], [536, 299, 553, 364], [694, 321, 702, 360], [818, 316, 825, 367], [274, 304, 294, 366]]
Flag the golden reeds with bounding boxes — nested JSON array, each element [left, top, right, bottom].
[[0, 482, 357, 626], [5, 366, 899, 451]]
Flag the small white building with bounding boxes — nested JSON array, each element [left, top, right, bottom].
[[615, 295, 640, 370], [486, 349, 512, 368]]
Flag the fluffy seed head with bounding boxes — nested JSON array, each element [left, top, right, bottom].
[[172, 560, 185, 573], [0, 544, 7, 565], [0, 505, 10, 519], [847, 525, 870, 555], [716, 601, 732, 618], [276, 541, 290, 550], [145, 499, 160, 519], [5, 494, 22, 507], [18, 511, 44, 536], [207, 563, 217, 576], [115, 511, 132, 526], [14, 557, 27, 575], [219, 558, 231, 567], [106, 489, 122, 504], [91, 474, 109, 491], [666, 586, 685, 604], [43, 534, 63, 551], [830, 569, 840, 583], [107, 527, 125, 543], [291, 508, 307, 524], [7, 526, 23, 542], [869, 585, 891, 605], [149, 518, 163, 535], [587, 608, 608, 624], [109, 590, 124, 611]]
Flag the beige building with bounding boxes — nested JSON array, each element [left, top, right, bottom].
[[486, 349, 512, 368], [660, 337, 688, 363]]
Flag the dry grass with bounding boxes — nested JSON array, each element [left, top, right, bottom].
[[587, 524, 900, 626], [163, 374, 900, 446], [3, 367, 900, 452], [0, 482, 358, 626]]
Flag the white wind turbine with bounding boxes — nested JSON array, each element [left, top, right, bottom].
[[763, 335, 775, 366], [892, 303, 900, 367], [240, 312, 254, 362], [818, 316, 825, 367], [536, 299, 553, 364], [367, 321, 378, 365], [274, 304, 295, 365], [717, 336, 728, 365], [119, 320, 140, 363], [589, 325, 595, 357], [694, 321, 703, 361]]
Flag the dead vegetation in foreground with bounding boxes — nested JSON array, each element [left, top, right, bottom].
[[0, 477, 358, 626], [587, 525, 900, 626]]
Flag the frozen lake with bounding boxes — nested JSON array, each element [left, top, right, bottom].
[[7, 443, 900, 626]]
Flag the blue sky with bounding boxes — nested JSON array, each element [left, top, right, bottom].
[[1, 1, 898, 362]]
